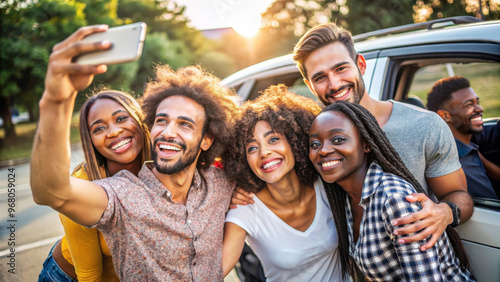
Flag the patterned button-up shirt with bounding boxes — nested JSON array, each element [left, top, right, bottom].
[[346, 162, 474, 281], [91, 163, 234, 281]]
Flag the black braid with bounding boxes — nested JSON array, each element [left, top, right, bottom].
[[320, 101, 469, 277], [323, 179, 355, 280]]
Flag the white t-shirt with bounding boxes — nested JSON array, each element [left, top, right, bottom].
[[225, 179, 342, 282]]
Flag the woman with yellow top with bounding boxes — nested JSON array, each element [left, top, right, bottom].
[[38, 90, 151, 282]]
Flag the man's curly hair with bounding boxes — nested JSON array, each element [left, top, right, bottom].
[[427, 76, 470, 112], [224, 84, 322, 193], [141, 65, 239, 170]]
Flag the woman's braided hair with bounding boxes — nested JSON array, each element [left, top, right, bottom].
[[319, 101, 469, 279]]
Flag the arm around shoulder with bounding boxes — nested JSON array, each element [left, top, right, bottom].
[[427, 168, 473, 224]]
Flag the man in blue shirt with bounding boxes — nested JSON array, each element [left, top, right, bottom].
[[427, 76, 498, 199]]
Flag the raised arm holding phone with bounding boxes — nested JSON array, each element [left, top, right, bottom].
[[32, 25, 112, 226]]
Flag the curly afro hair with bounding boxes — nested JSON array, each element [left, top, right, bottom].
[[140, 65, 239, 170], [224, 84, 322, 193], [427, 76, 470, 112]]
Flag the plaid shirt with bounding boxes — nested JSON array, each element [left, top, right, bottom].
[[346, 162, 474, 281]]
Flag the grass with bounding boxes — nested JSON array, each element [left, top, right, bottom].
[[0, 113, 81, 162]]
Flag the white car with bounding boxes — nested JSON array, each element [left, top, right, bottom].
[[223, 16, 500, 282]]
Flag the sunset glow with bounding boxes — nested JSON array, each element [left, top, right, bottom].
[[232, 14, 262, 37]]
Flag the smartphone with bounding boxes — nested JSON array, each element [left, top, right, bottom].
[[75, 22, 147, 65]]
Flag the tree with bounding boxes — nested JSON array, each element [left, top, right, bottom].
[[339, 0, 416, 35], [261, 0, 499, 40], [118, 0, 215, 60], [0, 0, 86, 139], [261, 0, 416, 37], [79, 0, 119, 25], [415, 0, 499, 22], [195, 50, 237, 79], [129, 32, 192, 94]]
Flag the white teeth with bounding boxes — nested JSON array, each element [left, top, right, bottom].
[[471, 117, 482, 121], [111, 138, 131, 150], [159, 144, 181, 151], [322, 160, 340, 167], [263, 160, 281, 170], [333, 88, 349, 98]]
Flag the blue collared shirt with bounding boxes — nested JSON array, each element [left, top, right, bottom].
[[346, 162, 474, 281], [455, 139, 497, 199]]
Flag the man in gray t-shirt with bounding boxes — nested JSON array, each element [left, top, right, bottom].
[[293, 22, 472, 251]]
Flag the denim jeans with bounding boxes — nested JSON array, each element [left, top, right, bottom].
[[38, 240, 77, 282]]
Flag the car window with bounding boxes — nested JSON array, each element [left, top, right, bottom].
[[288, 78, 320, 103], [247, 72, 321, 104], [408, 62, 500, 119], [407, 61, 500, 201]]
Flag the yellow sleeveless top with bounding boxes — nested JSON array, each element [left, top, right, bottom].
[[59, 164, 119, 281]]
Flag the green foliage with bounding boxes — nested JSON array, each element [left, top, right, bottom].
[[1, 0, 87, 135], [261, 0, 500, 39], [194, 51, 238, 79], [79, 0, 119, 25], [129, 32, 192, 95], [262, 0, 414, 36], [339, 0, 415, 35], [418, 0, 499, 21], [117, 0, 166, 27], [1, 0, 87, 97]]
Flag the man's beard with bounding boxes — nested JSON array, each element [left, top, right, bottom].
[[457, 124, 484, 134], [320, 69, 366, 106], [454, 115, 483, 135], [152, 137, 202, 174]]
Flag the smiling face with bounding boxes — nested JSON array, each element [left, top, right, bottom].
[[245, 121, 296, 185], [87, 98, 144, 167], [149, 95, 213, 175], [303, 42, 366, 106], [444, 87, 484, 136], [309, 111, 370, 187]]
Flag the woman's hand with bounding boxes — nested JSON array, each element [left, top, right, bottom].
[[229, 187, 255, 209], [44, 25, 111, 103]]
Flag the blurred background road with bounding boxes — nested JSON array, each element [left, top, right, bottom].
[[0, 145, 240, 281]]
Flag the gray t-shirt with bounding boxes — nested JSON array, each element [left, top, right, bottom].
[[383, 101, 461, 195]]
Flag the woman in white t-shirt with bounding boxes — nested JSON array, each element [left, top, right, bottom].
[[222, 85, 343, 282]]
